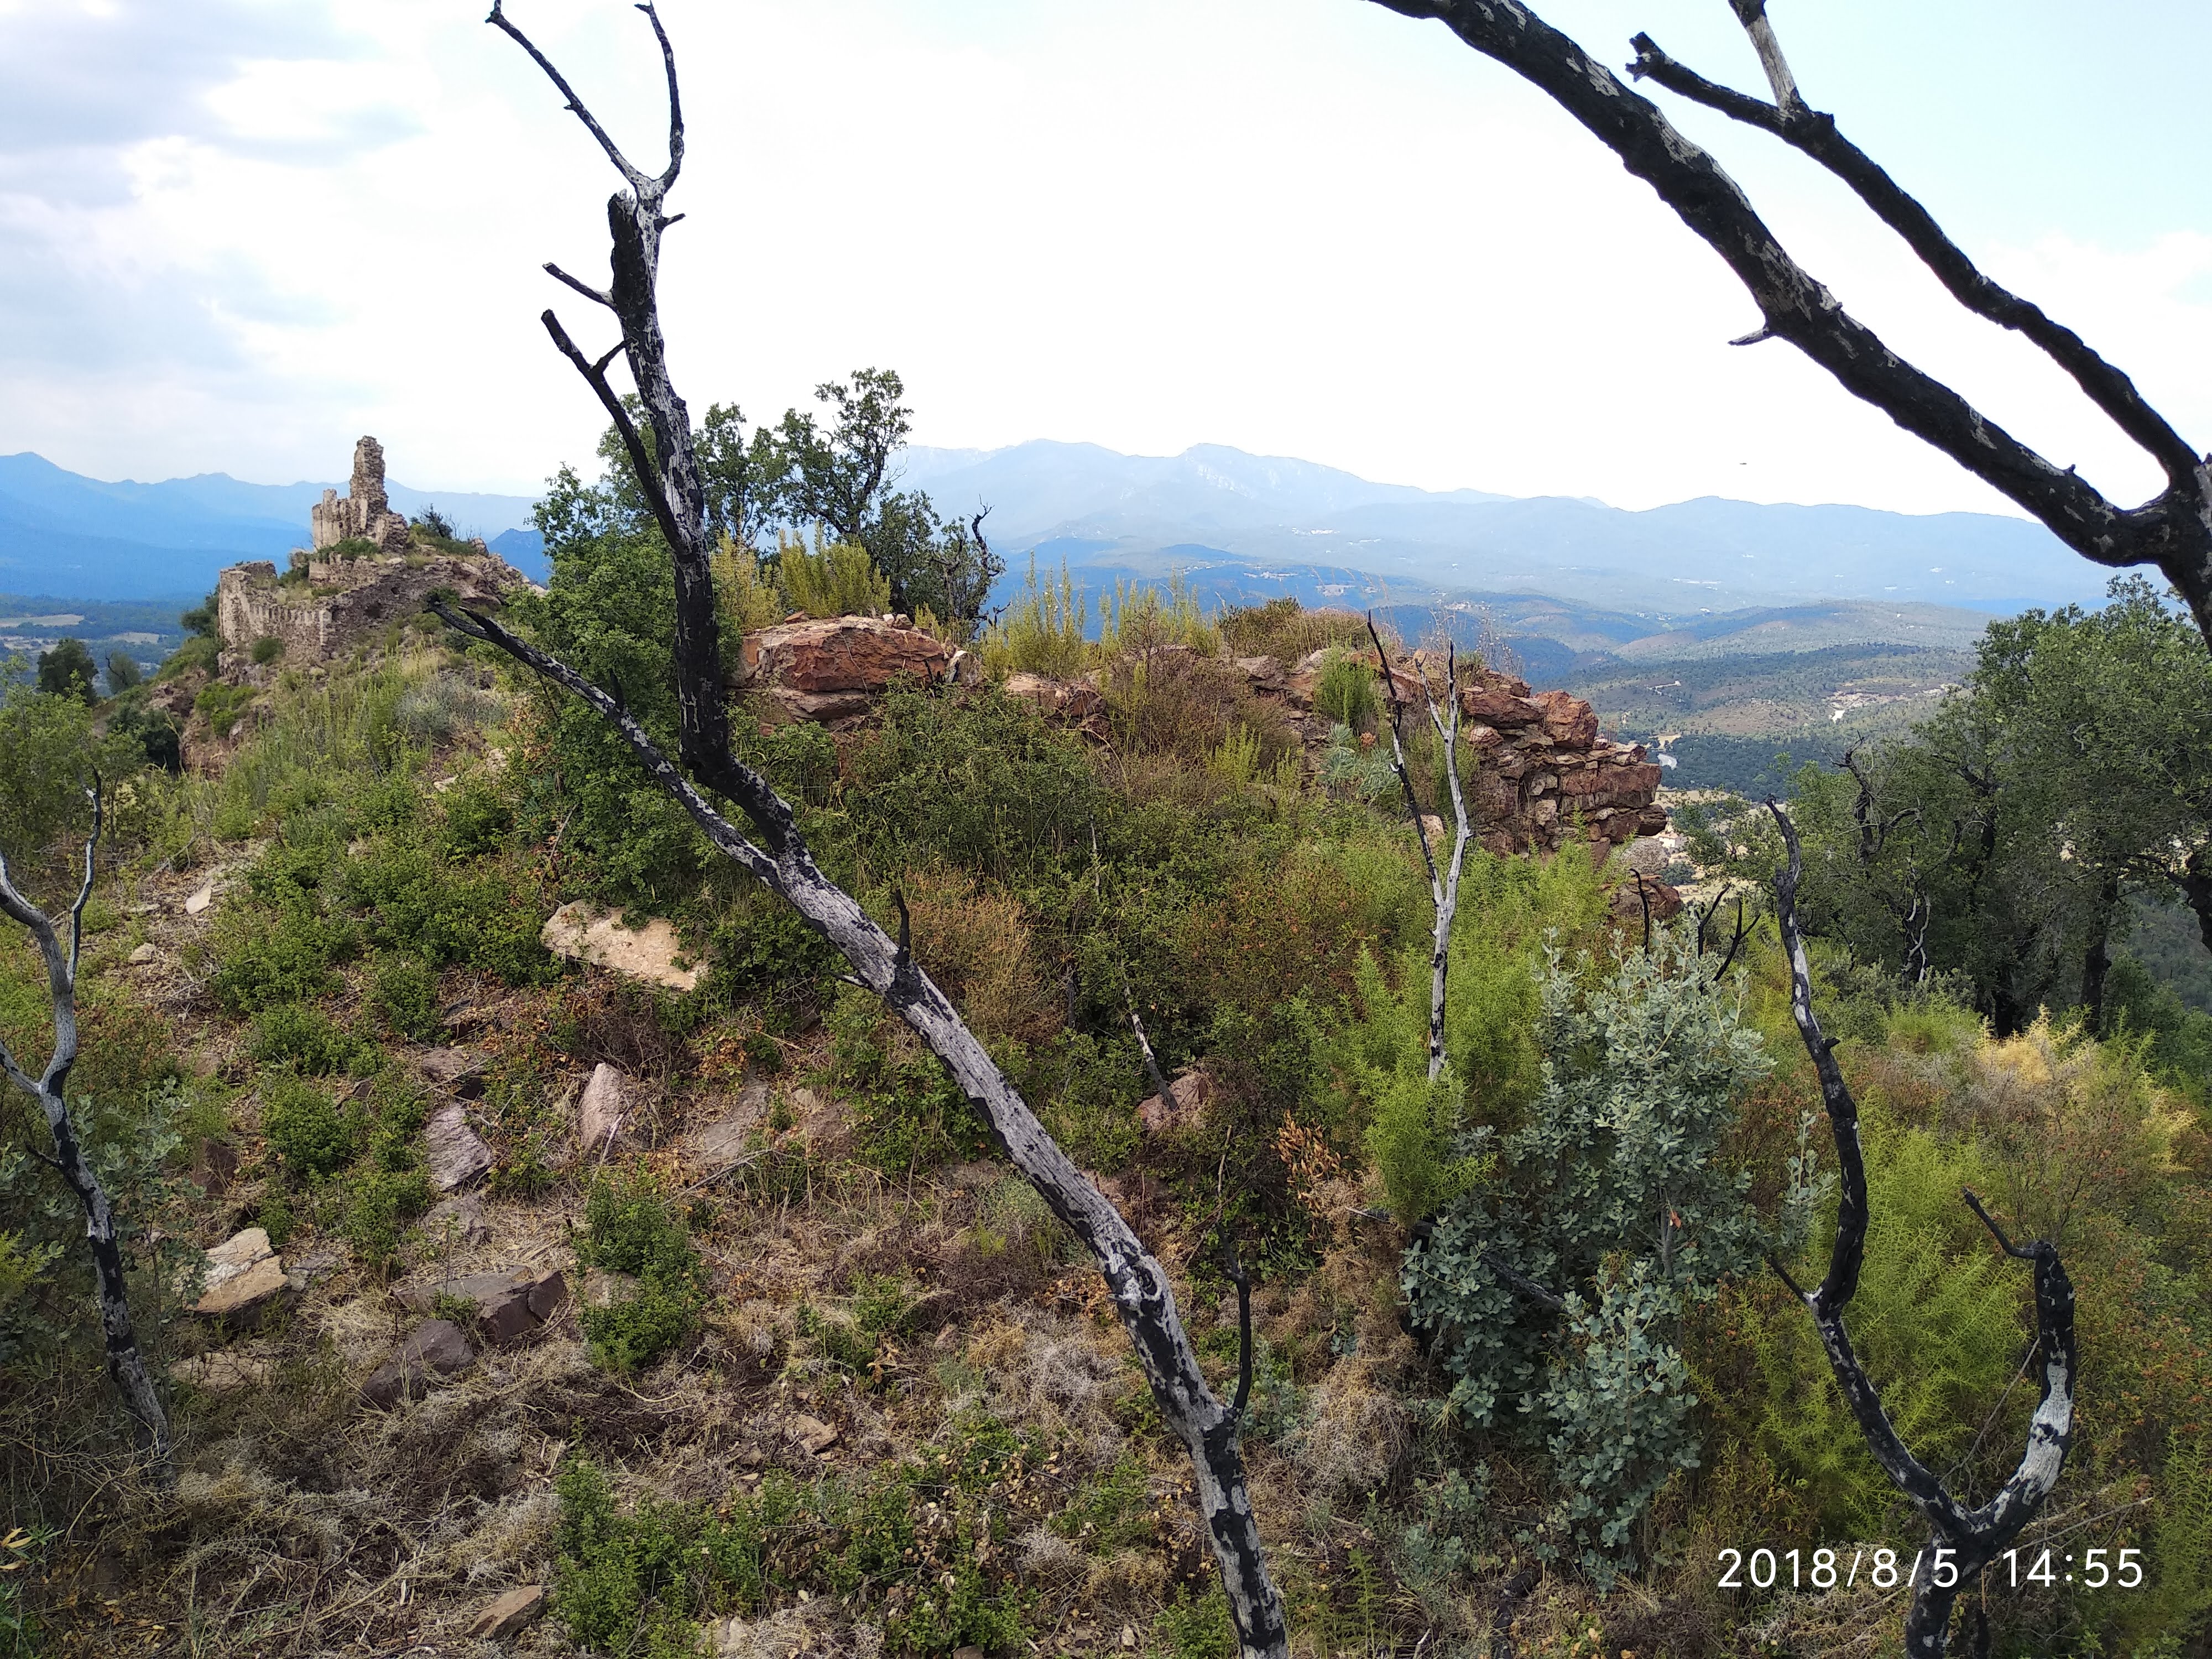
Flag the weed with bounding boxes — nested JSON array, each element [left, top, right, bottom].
[[575, 1167, 705, 1372]]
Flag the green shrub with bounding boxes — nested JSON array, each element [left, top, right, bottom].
[[344, 1166, 432, 1274], [776, 536, 891, 618], [370, 953, 444, 1040], [195, 681, 257, 739], [980, 556, 1091, 680], [249, 635, 285, 665], [1313, 650, 1379, 729], [438, 776, 513, 857], [575, 1168, 704, 1372], [247, 1003, 371, 1076], [208, 888, 355, 1011], [260, 1075, 357, 1178]]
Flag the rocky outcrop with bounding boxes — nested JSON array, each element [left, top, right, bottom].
[[191, 1227, 288, 1324], [215, 549, 522, 675], [734, 615, 972, 727], [311, 436, 411, 554], [395, 1265, 567, 1345], [1451, 666, 1667, 855]]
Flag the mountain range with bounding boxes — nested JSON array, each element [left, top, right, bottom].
[[0, 441, 2137, 665]]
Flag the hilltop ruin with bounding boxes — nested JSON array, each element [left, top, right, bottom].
[[213, 437, 525, 674]]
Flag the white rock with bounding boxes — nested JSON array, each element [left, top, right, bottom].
[[182, 879, 215, 916], [425, 1103, 494, 1191], [539, 900, 700, 992]]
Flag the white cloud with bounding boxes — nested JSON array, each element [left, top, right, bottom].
[[0, 0, 2204, 520]]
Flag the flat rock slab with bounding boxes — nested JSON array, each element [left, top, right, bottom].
[[192, 1227, 288, 1321], [415, 1047, 485, 1097], [171, 1351, 272, 1391], [421, 1193, 490, 1245], [577, 1061, 637, 1157], [127, 942, 158, 965], [466, 1584, 546, 1641], [787, 1412, 839, 1455], [540, 901, 699, 991], [360, 1318, 475, 1409], [425, 1103, 494, 1191], [182, 879, 216, 915], [396, 1266, 567, 1345]]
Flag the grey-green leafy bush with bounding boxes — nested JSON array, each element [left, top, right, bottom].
[[1407, 922, 1815, 1580]]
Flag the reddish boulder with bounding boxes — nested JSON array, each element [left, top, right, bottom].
[[738, 617, 956, 696], [1460, 685, 1546, 728], [1533, 689, 1599, 748]]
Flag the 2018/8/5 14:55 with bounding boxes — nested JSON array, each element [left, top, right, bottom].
[[1714, 1545, 2145, 1591]]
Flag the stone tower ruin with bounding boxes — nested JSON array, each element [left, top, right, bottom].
[[309, 436, 411, 554]]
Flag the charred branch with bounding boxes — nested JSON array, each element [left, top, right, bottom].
[[0, 789, 171, 1479], [472, 11, 1286, 1650], [1365, 0, 2212, 648], [1367, 613, 1475, 1082], [1767, 801, 2076, 1655]]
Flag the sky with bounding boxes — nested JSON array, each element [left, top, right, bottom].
[[1, 0, 2206, 518]]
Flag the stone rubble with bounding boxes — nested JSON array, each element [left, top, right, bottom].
[[359, 1318, 476, 1410]]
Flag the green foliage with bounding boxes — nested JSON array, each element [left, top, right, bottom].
[[369, 953, 444, 1041], [1318, 722, 1399, 803], [249, 635, 285, 666], [102, 650, 142, 693], [1340, 846, 1607, 1224], [207, 867, 356, 1013], [1411, 922, 1807, 1575], [510, 473, 708, 907], [180, 593, 219, 639], [774, 534, 891, 619], [1721, 1115, 2027, 1537], [553, 1413, 1037, 1655], [194, 681, 257, 740], [337, 831, 554, 987], [982, 556, 1091, 679], [246, 1003, 372, 1076], [33, 639, 96, 705], [1217, 596, 1373, 665], [1156, 1585, 1236, 1659], [1314, 650, 1379, 730], [575, 1168, 705, 1372], [0, 685, 145, 889], [343, 1165, 432, 1275], [258, 1074, 357, 1179]]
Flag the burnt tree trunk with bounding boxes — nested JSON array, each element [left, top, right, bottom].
[[1366, 614, 1474, 1082], [2080, 879, 2120, 1033], [464, 8, 1287, 1651], [0, 792, 172, 1480], [1768, 803, 2076, 1656], [1365, 0, 2212, 650]]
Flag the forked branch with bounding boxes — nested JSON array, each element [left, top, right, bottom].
[[1365, 0, 2212, 647], [1767, 801, 2075, 1655], [471, 10, 1286, 1650], [0, 790, 171, 1478]]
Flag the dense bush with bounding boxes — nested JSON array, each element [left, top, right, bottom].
[[259, 1075, 357, 1178], [575, 1167, 706, 1371]]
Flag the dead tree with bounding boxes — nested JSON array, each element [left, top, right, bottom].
[[1767, 802, 2075, 1656], [456, 7, 1287, 1651], [1364, 0, 2212, 651], [0, 789, 172, 1480], [1366, 614, 1474, 1081]]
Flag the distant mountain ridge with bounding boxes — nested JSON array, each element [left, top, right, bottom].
[[0, 452, 541, 598], [0, 440, 2134, 630], [904, 439, 2118, 619]]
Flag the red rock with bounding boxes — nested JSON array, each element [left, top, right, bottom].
[[1533, 689, 1599, 747], [736, 616, 956, 695], [1611, 875, 1686, 926], [1461, 686, 1545, 727], [1003, 671, 1104, 721]]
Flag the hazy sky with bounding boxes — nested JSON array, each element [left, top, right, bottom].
[[2, 0, 2206, 517]]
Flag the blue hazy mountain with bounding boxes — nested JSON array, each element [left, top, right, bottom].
[[0, 439, 2128, 623], [903, 440, 2115, 619], [0, 452, 542, 598]]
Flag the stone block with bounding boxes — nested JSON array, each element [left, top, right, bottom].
[[425, 1103, 494, 1191]]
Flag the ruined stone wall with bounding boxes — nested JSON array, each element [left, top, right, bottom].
[[216, 551, 526, 672], [1452, 667, 1666, 855]]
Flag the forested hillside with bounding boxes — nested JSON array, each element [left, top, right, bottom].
[[2, 520, 2206, 1655]]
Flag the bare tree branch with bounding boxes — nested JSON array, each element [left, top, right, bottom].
[[1364, 0, 2212, 647], [0, 790, 171, 1479], [487, 0, 660, 194], [1767, 800, 2076, 1655], [471, 13, 1287, 1647]]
